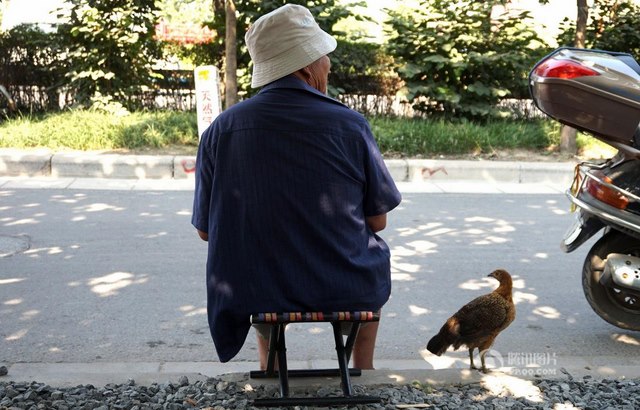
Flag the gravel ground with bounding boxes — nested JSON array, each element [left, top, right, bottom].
[[1, 373, 639, 410]]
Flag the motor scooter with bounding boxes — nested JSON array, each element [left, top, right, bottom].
[[529, 47, 640, 330]]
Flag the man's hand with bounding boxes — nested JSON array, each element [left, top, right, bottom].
[[366, 214, 387, 233], [197, 229, 209, 241]]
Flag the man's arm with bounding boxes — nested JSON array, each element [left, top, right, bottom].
[[197, 229, 209, 241], [192, 128, 215, 243], [366, 214, 387, 233]]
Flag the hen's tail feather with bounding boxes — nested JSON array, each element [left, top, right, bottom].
[[427, 317, 459, 356]]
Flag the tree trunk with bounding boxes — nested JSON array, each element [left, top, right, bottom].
[[560, 0, 588, 154], [224, 0, 238, 108], [575, 0, 588, 48], [560, 124, 577, 153]]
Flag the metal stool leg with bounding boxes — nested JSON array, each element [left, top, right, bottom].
[[332, 322, 360, 396], [344, 322, 361, 364], [275, 324, 289, 398], [264, 325, 279, 377]]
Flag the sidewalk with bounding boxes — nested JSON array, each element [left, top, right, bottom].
[[4, 356, 640, 389], [0, 148, 577, 187]]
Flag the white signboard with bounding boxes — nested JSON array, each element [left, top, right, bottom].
[[194, 65, 221, 139]]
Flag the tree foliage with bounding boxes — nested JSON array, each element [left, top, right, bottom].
[[385, 0, 548, 120], [330, 40, 401, 96], [557, 0, 640, 59], [6, 0, 640, 122], [329, 39, 402, 114], [0, 24, 66, 87], [156, 0, 216, 68], [157, 0, 213, 24], [56, 0, 163, 110], [176, 0, 361, 98], [0, 24, 68, 112]]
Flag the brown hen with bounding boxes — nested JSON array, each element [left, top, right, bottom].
[[426, 269, 515, 373]]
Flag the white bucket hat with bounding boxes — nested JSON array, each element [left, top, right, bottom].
[[245, 4, 337, 88]]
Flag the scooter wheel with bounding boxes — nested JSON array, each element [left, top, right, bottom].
[[583, 229, 640, 331]]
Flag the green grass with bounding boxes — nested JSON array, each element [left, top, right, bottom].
[[0, 110, 198, 151], [370, 117, 560, 157], [0, 110, 614, 158]]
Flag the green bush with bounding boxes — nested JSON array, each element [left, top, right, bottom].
[[57, 0, 164, 110], [385, 0, 549, 120], [0, 24, 68, 112], [329, 40, 401, 96]]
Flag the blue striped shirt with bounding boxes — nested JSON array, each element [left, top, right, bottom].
[[192, 75, 402, 362]]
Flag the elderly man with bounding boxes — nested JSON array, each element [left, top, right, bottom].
[[192, 4, 401, 369]]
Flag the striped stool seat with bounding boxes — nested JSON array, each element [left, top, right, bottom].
[[251, 311, 378, 324], [249, 311, 381, 407]]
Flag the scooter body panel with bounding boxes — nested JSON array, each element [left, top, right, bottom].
[[530, 47, 640, 329]]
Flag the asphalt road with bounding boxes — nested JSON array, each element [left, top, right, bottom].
[[1, 184, 638, 371]]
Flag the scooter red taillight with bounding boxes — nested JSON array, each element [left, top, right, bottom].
[[585, 171, 629, 210], [533, 59, 600, 79]]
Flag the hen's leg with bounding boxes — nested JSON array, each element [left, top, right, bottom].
[[468, 348, 477, 370], [480, 349, 489, 373], [478, 339, 496, 373]]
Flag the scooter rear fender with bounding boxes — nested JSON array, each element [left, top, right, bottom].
[[561, 210, 605, 253]]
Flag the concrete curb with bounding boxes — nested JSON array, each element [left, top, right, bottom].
[[386, 158, 576, 185], [0, 148, 53, 176], [50, 152, 175, 179], [0, 149, 578, 184], [2, 358, 640, 389]]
